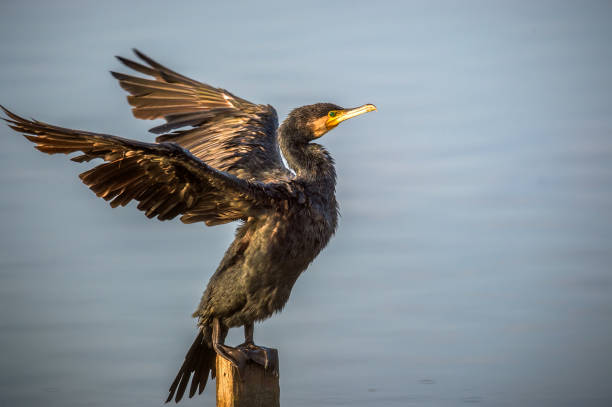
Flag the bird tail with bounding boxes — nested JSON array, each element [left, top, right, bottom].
[[166, 329, 216, 403]]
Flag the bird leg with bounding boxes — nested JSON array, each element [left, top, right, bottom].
[[212, 318, 249, 378], [237, 322, 279, 376]]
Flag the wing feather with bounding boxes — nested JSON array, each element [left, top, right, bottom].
[[2, 107, 294, 226], [112, 50, 291, 182]]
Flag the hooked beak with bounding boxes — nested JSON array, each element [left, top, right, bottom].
[[326, 104, 377, 129]]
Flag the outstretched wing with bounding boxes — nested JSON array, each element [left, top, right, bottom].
[[3, 107, 295, 226], [111, 49, 291, 182]]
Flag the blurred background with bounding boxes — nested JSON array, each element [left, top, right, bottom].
[[1, 1, 611, 406]]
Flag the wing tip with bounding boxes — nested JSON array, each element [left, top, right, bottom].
[[109, 70, 124, 80], [1, 104, 14, 119], [1, 105, 28, 125], [133, 48, 153, 65]]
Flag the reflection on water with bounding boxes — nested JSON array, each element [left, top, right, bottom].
[[1, 1, 611, 406]]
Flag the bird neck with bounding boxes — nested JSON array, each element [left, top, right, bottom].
[[280, 138, 336, 187]]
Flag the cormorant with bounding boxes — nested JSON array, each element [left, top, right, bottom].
[[2, 50, 376, 403]]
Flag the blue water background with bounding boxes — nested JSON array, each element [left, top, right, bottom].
[[1, 1, 611, 406]]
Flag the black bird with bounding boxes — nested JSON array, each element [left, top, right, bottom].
[[2, 50, 376, 403]]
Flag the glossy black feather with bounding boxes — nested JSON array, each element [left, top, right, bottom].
[[1, 106, 294, 226], [112, 49, 291, 183]]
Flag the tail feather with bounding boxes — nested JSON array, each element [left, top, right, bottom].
[[166, 330, 216, 403]]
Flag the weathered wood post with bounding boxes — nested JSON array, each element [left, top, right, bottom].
[[215, 350, 280, 407]]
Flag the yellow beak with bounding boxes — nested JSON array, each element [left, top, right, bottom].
[[326, 104, 377, 129]]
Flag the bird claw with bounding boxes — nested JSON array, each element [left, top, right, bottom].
[[214, 344, 249, 379], [214, 343, 279, 379], [241, 343, 279, 377]]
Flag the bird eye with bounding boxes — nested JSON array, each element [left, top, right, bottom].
[[328, 111, 336, 118]]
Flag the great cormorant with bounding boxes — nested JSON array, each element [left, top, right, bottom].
[[2, 50, 376, 403]]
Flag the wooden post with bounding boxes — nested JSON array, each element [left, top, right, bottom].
[[215, 351, 280, 407]]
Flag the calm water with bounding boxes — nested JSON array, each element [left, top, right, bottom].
[[1, 1, 611, 406]]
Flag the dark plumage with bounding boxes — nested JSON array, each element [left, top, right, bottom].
[[2, 50, 375, 403]]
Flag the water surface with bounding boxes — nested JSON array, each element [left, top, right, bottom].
[[1, 1, 611, 406]]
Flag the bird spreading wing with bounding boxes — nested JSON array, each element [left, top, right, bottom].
[[111, 49, 291, 182], [2, 107, 296, 226]]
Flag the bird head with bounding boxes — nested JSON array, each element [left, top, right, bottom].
[[281, 103, 377, 142]]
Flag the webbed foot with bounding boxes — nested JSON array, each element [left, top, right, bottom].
[[211, 319, 279, 380], [238, 342, 279, 376], [213, 343, 250, 378]]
